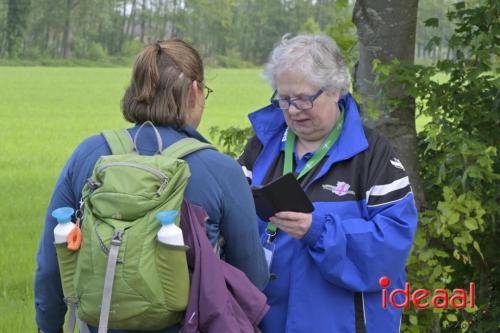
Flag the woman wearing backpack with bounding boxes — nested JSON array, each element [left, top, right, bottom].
[[35, 39, 269, 333]]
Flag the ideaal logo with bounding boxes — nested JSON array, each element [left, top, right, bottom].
[[379, 276, 475, 309]]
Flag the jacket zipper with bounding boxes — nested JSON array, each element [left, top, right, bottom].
[[96, 162, 169, 196]]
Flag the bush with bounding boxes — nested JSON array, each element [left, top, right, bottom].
[[208, 125, 254, 158], [121, 40, 144, 58], [375, 1, 499, 331], [87, 43, 108, 61], [24, 46, 47, 60], [205, 49, 256, 68]]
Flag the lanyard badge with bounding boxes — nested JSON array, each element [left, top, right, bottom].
[[261, 231, 276, 270]]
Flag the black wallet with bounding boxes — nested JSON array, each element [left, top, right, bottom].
[[251, 173, 314, 221]]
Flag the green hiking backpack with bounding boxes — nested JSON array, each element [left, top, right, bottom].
[[55, 122, 215, 333]]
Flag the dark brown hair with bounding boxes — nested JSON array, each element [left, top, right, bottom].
[[121, 39, 204, 128]]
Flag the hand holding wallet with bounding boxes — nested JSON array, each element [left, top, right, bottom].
[[251, 173, 314, 221]]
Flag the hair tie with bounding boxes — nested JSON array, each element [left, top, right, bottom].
[[155, 40, 162, 54]]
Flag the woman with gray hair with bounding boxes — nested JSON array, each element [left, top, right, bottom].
[[239, 34, 418, 332]]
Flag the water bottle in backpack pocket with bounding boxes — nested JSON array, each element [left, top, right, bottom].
[[52, 207, 79, 304]]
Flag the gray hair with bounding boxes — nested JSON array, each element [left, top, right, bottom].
[[263, 34, 350, 95]]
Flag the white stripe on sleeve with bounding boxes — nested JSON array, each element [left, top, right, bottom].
[[366, 176, 410, 200]]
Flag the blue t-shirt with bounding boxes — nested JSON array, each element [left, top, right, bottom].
[[35, 124, 269, 333]]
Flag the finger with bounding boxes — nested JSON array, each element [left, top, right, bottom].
[[270, 220, 303, 239], [269, 218, 294, 231], [269, 217, 286, 227], [274, 211, 303, 220]]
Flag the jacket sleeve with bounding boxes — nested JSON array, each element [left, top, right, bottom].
[[34, 137, 102, 333], [301, 138, 418, 292], [216, 156, 270, 291], [34, 154, 78, 333], [237, 135, 263, 184]]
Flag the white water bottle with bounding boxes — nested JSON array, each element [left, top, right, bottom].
[[52, 207, 76, 244], [156, 210, 184, 246]]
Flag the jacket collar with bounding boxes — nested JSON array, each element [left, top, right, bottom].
[[131, 123, 211, 144], [248, 93, 369, 173], [181, 125, 211, 143]]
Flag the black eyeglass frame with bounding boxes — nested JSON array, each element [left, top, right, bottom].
[[203, 85, 214, 100], [198, 81, 213, 100], [270, 89, 324, 111]]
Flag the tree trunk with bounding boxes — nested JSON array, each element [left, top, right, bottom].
[[140, 0, 147, 43], [44, 19, 50, 52], [117, 0, 128, 54], [170, 0, 178, 37], [353, 0, 425, 211], [126, 0, 137, 38], [62, 0, 78, 58], [6, 0, 31, 58], [161, 0, 170, 39]]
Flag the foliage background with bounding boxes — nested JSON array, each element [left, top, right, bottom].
[[373, 2, 499, 331], [0, 0, 460, 66], [0, 0, 498, 332]]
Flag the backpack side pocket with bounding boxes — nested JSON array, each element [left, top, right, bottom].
[[156, 242, 190, 312], [55, 243, 78, 300]]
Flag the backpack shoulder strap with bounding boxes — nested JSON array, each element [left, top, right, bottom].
[[102, 129, 135, 155], [162, 138, 217, 159]]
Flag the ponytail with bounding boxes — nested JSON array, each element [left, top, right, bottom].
[[133, 44, 160, 105]]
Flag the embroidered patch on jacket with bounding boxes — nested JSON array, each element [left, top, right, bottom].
[[390, 158, 405, 171], [322, 181, 356, 196]]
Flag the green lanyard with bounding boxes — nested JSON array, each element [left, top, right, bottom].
[[266, 111, 344, 236], [283, 111, 344, 179]]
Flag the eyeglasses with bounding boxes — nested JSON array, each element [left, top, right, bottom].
[[200, 82, 214, 100], [270, 89, 324, 111], [204, 85, 213, 100], [196, 81, 213, 100]]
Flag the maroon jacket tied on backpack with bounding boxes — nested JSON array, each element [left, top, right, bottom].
[[180, 201, 269, 333]]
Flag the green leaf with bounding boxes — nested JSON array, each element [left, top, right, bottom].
[[448, 211, 460, 225], [409, 314, 418, 325], [424, 18, 439, 28], [473, 241, 484, 260], [430, 265, 443, 281], [460, 320, 470, 332], [425, 36, 441, 52], [419, 250, 434, 262], [464, 218, 478, 231], [447, 314, 458, 322]]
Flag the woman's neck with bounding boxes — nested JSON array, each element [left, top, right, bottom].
[[295, 111, 342, 159], [296, 138, 323, 159]]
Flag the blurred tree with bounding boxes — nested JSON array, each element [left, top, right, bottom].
[[62, 0, 79, 58], [5, 0, 30, 58], [1, 0, 359, 64]]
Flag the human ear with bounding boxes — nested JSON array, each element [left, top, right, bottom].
[[189, 80, 199, 107]]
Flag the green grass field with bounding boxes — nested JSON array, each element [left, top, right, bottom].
[[0, 67, 428, 331], [0, 66, 271, 331]]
